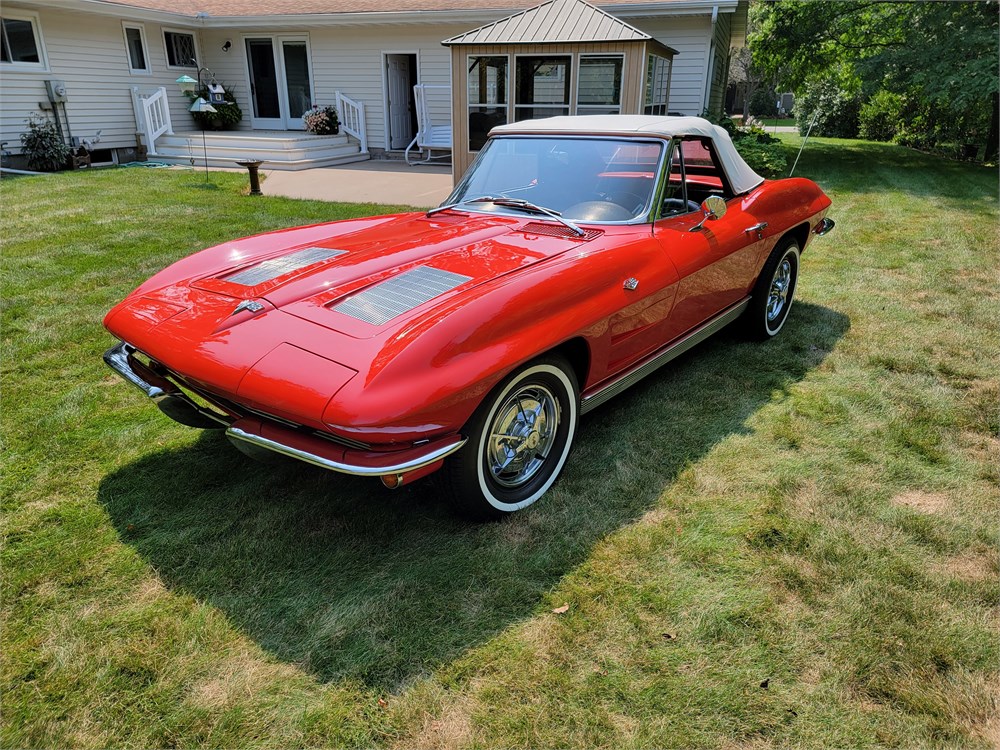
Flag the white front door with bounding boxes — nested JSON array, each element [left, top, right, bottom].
[[386, 54, 413, 149], [245, 36, 314, 130]]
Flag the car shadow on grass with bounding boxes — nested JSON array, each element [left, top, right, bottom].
[[98, 301, 849, 692]]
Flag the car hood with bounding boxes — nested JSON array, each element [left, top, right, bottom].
[[104, 212, 601, 416]]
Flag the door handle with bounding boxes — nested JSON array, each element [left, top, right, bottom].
[[745, 222, 768, 238]]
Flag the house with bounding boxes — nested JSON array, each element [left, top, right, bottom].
[[0, 0, 747, 172]]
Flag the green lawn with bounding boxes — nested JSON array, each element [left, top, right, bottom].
[[3, 143, 998, 749]]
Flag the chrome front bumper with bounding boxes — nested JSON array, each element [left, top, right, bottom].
[[103, 340, 467, 477]]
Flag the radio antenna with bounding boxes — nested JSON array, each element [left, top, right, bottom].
[[789, 109, 820, 177]]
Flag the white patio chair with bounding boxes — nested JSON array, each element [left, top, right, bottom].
[[405, 84, 452, 166]]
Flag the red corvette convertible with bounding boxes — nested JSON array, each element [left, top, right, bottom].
[[104, 115, 833, 518]]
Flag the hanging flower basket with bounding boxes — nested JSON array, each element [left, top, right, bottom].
[[303, 105, 340, 135]]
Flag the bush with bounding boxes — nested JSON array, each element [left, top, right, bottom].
[[748, 89, 778, 119], [859, 91, 906, 142], [733, 137, 787, 177], [187, 84, 243, 130], [19, 115, 70, 171], [703, 110, 787, 177], [795, 77, 861, 138]]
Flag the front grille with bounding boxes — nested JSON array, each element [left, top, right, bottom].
[[235, 404, 372, 451], [332, 266, 472, 326], [225, 246, 346, 286], [155, 363, 372, 452]]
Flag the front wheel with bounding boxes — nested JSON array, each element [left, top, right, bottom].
[[444, 356, 579, 520], [744, 239, 800, 340]]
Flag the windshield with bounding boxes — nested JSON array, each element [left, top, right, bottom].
[[447, 136, 664, 223]]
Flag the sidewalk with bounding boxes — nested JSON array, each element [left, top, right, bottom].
[[260, 160, 453, 208]]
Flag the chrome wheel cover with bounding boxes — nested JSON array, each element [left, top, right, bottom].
[[767, 257, 793, 322], [485, 384, 560, 488]]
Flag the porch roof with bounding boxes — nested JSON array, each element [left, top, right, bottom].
[[442, 0, 649, 45]]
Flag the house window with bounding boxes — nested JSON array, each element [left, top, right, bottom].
[[515, 55, 570, 122], [164, 30, 197, 68], [577, 54, 623, 115], [468, 55, 507, 151], [644, 54, 671, 115], [1, 13, 45, 68], [123, 24, 149, 74]]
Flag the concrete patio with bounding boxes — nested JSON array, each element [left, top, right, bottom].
[[259, 160, 453, 208]]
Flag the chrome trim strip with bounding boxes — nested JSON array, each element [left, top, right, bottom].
[[225, 427, 468, 477], [580, 297, 751, 415], [103, 341, 168, 399]]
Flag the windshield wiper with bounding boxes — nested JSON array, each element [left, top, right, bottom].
[[428, 196, 586, 237], [426, 195, 499, 217]]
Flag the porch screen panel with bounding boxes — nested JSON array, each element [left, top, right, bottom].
[[643, 54, 670, 115], [577, 54, 623, 115], [468, 55, 507, 151], [282, 41, 311, 119], [515, 56, 570, 121]]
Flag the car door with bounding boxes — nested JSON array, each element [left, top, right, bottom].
[[653, 137, 767, 341]]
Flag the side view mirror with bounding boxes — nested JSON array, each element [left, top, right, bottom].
[[690, 195, 727, 232]]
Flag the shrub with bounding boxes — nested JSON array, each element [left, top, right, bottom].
[[733, 137, 787, 177], [187, 84, 243, 130], [704, 110, 787, 177], [859, 91, 906, 142], [748, 89, 778, 119], [19, 115, 70, 171], [795, 77, 861, 138]]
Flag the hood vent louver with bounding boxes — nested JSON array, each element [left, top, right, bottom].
[[519, 222, 603, 240], [332, 266, 471, 326], [225, 247, 346, 286]]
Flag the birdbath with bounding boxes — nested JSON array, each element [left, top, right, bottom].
[[235, 159, 264, 196]]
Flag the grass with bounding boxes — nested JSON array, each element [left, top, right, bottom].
[[3, 142, 998, 749]]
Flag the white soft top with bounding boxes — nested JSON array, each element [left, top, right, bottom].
[[491, 115, 765, 196]]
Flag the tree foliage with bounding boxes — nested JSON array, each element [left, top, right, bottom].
[[750, 1, 999, 157]]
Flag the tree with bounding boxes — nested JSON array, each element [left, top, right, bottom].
[[728, 1, 787, 119], [750, 1, 999, 159]]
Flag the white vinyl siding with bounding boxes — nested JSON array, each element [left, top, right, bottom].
[[0, 6, 198, 154], [622, 14, 713, 116]]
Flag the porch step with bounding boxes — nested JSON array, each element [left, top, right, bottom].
[[152, 131, 369, 171]]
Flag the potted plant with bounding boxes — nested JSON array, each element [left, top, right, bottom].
[[186, 83, 243, 131], [303, 104, 340, 135]]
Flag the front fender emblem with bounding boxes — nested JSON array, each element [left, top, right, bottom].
[[231, 299, 265, 316], [624, 277, 639, 291]]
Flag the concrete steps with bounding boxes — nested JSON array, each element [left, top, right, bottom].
[[152, 131, 369, 171]]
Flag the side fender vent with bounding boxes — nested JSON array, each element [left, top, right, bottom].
[[333, 266, 471, 326], [225, 246, 346, 286]]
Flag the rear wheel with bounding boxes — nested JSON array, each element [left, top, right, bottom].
[[745, 238, 800, 340], [444, 356, 579, 520]]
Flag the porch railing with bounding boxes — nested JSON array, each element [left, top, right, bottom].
[[335, 91, 367, 154], [131, 86, 173, 156]]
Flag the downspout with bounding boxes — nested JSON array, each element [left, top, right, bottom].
[[701, 4, 719, 116]]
